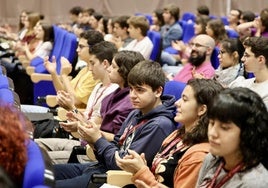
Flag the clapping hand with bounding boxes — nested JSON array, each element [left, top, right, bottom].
[[115, 150, 147, 174]]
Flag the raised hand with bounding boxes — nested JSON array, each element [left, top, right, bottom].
[[60, 57, 72, 75], [44, 56, 57, 74]]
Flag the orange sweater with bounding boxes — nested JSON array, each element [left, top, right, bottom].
[[132, 131, 209, 188]]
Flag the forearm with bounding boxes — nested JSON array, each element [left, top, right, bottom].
[[132, 166, 158, 186], [51, 72, 64, 92], [237, 21, 254, 32]]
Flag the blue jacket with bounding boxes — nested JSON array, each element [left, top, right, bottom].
[[94, 95, 177, 170]]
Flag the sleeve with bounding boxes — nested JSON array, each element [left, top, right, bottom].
[[94, 118, 174, 170], [173, 148, 209, 188], [167, 26, 183, 42], [72, 69, 99, 105], [196, 154, 213, 187], [228, 76, 248, 88], [131, 166, 158, 187]]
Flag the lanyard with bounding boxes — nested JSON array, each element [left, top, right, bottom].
[[87, 84, 110, 119], [151, 137, 186, 174], [207, 161, 244, 188], [118, 120, 147, 146]]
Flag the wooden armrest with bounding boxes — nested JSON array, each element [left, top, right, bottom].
[[30, 73, 52, 83], [21, 61, 30, 68], [46, 95, 57, 107], [57, 107, 68, 121], [86, 144, 97, 161], [107, 170, 133, 187], [26, 66, 35, 76]]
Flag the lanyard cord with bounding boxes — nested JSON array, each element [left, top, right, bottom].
[[207, 160, 244, 188]]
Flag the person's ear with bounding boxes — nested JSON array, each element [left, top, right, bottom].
[[102, 59, 110, 68], [258, 55, 266, 66], [155, 86, 163, 98], [197, 104, 207, 117], [232, 51, 239, 63]]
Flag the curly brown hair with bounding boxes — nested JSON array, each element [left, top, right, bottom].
[[0, 104, 28, 185]]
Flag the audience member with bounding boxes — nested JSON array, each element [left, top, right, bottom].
[[45, 30, 103, 110], [196, 87, 268, 187], [73, 8, 94, 37], [121, 16, 153, 59], [150, 9, 164, 32], [162, 15, 211, 71], [116, 79, 224, 188], [214, 38, 245, 86], [226, 9, 242, 31], [110, 15, 133, 49], [35, 41, 118, 164], [237, 8, 268, 38], [160, 4, 183, 65], [206, 19, 228, 47], [161, 4, 182, 50], [173, 34, 215, 83], [229, 36, 268, 109], [237, 10, 256, 41], [196, 5, 210, 16], [0, 104, 30, 187]]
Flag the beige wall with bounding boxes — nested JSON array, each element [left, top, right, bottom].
[[0, 0, 267, 28]]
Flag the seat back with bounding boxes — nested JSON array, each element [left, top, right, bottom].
[[181, 12, 196, 22], [0, 88, 14, 104], [31, 26, 69, 74], [221, 16, 229, 25], [226, 29, 239, 38], [181, 21, 195, 43], [56, 32, 77, 74], [163, 80, 186, 101], [23, 140, 54, 188], [0, 75, 9, 89], [147, 30, 162, 61], [211, 47, 220, 69]]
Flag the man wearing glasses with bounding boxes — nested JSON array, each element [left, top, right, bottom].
[[173, 34, 215, 83], [229, 36, 268, 109]]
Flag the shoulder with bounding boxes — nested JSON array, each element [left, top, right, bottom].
[[180, 143, 210, 164], [171, 23, 182, 31], [239, 163, 268, 187], [229, 76, 252, 88]]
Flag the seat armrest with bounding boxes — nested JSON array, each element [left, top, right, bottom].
[[30, 73, 52, 83], [46, 95, 57, 107], [107, 170, 133, 187], [26, 66, 35, 76]]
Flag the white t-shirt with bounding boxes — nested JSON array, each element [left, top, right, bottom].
[[229, 76, 268, 109], [121, 36, 153, 59]]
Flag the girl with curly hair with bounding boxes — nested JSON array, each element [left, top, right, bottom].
[[0, 104, 29, 187], [196, 87, 268, 187]]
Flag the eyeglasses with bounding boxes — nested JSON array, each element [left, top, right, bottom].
[[189, 42, 210, 48], [78, 44, 89, 49]]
